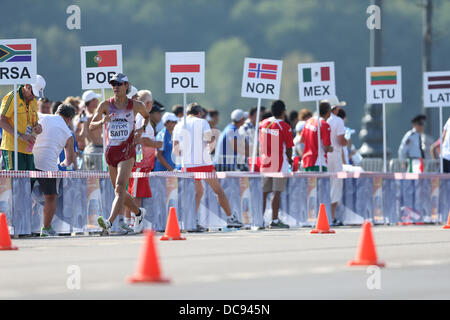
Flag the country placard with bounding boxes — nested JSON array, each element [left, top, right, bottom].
[[0, 38, 37, 85], [298, 62, 335, 102], [80, 45, 122, 89], [423, 71, 450, 107], [165, 52, 205, 94], [366, 66, 402, 104], [241, 58, 283, 99]]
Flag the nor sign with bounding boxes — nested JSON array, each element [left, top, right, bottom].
[[241, 58, 283, 100], [81, 45, 123, 89], [0, 38, 37, 85]]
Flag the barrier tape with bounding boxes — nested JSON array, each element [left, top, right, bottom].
[[0, 170, 449, 180]]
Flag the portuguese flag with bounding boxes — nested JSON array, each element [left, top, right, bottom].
[[371, 71, 397, 85], [86, 50, 117, 68]]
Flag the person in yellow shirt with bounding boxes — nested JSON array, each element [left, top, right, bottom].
[[0, 75, 46, 170]]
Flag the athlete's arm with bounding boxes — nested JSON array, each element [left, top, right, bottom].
[[61, 136, 75, 168], [134, 101, 150, 133], [89, 101, 110, 131]]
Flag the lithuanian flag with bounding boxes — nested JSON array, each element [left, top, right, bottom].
[[86, 50, 117, 68], [370, 71, 397, 85]]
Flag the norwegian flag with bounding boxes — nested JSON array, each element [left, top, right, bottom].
[[248, 63, 278, 80]]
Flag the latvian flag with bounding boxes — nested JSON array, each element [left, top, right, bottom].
[[302, 66, 330, 82], [248, 63, 278, 80], [427, 73, 450, 90], [0, 44, 32, 63], [86, 50, 118, 68], [370, 71, 397, 85]]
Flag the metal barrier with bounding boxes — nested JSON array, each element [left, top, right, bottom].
[[361, 158, 441, 173]]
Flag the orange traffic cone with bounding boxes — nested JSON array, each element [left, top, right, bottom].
[[310, 204, 335, 234], [348, 221, 385, 267], [0, 213, 18, 251], [443, 210, 450, 229], [160, 207, 186, 241], [127, 230, 170, 283]]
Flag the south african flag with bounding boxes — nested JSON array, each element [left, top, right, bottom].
[[0, 44, 32, 62], [86, 50, 117, 68]]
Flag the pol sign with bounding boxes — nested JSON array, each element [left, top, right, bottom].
[[0, 38, 37, 85], [81, 45, 123, 90], [165, 52, 205, 94]]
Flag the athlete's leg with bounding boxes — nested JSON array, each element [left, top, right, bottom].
[[205, 178, 232, 217], [194, 180, 204, 213]]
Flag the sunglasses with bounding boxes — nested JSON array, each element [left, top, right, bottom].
[[110, 81, 125, 87]]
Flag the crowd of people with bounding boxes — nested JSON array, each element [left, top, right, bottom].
[[0, 73, 449, 236]]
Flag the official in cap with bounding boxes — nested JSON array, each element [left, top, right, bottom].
[[398, 114, 427, 162]]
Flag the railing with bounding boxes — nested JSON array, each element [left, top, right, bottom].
[[360, 158, 441, 173]]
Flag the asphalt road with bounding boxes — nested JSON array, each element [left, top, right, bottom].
[[1, 225, 449, 299]]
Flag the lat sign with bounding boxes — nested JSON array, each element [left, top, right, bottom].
[[241, 58, 283, 100], [0, 38, 37, 85], [423, 71, 450, 107], [165, 52, 205, 93], [298, 62, 335, 102], [80, 45, 122, 89], [366, 66, 402, 104]]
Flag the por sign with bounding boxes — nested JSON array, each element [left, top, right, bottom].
[[80, 45, 123, 90], [366, 66, 402, 104], [423, 71, 450, 107], [298, 62, 335, 102], [241, 58, 283, 100], [165, 52, 205, 94], [0, 38, 37, 85]]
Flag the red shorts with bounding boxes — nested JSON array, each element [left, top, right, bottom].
[[183, 165, 215, 181], [105, 132, 136, 168], [128, 167, 152, 198]]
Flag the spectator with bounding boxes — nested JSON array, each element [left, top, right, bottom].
[[289, 110, 299, 131], [214, 109, 248, 172], [301, 101, 333, 172], [239, 106, 266, 158], [64, 96, 81, 114], [324, 96, 348, 226], [259, 100, 293, 229], [261, 111, 272, 121], [154, 113, 178, 171], [78, 90, 103, 170], [293, 108, 313, 158], [207, 109, 219, 129], [0, 75, 45, 170], [37, 97, 52, 114], [127, 86, 138, 100], [150, 99, 165, 134], [126, 89, 163, 231], [442, 117, 450, 173], [398, 114, 426, 172], [172, 104, 184, 119], [173, 102, 244, 230], [33, 104, 76, 237], [51, 101, 62, 115]]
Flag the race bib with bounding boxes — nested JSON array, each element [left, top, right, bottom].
[[108, 119, 131, 141]]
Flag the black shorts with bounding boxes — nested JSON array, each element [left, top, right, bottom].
[[31, 170, 58, 195], [444, 159, 450, 173]]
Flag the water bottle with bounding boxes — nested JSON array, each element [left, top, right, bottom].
[[25, 126, 36, 152], [136, 144, 143, 163]]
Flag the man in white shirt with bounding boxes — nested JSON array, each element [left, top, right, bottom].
[[442, 117, 450, 173], [33, 104, 76, 237], [324, 96, 348, 226], [173, 103, 243, 230]]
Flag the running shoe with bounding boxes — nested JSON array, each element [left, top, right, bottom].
[[119, 221, 134, 234], [269, 220, 290, 229], [226, 216, 244, 228], [40, 226, 57, 237], [97, 216, 112, 234], [332, 219, 343, 226], [133, 208, 147, 233]]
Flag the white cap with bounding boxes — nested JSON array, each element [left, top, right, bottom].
[[162, 112, 178, 124], [231, 109, 248, 122], [82, 90, 101, 103], [322, 96, 346, 109], [127, 86, 138, 99], [31, 75, 46, 99]]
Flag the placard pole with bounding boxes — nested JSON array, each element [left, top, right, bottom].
[[13, 84, 18, 171], [181, 92, 187, 170], [439, 105, 443, 174], [316, 100, 322, 173], [250, 98, 262, 172], [101, 88, 107, 171], [382, 102, 387, 173]]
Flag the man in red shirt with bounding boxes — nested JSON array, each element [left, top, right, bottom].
[[259, 100, 294, 229], [301, 101, 333, 171]]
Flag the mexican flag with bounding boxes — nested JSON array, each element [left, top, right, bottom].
[[86, 50, 117, 68], [302, 66, 330, 82]]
